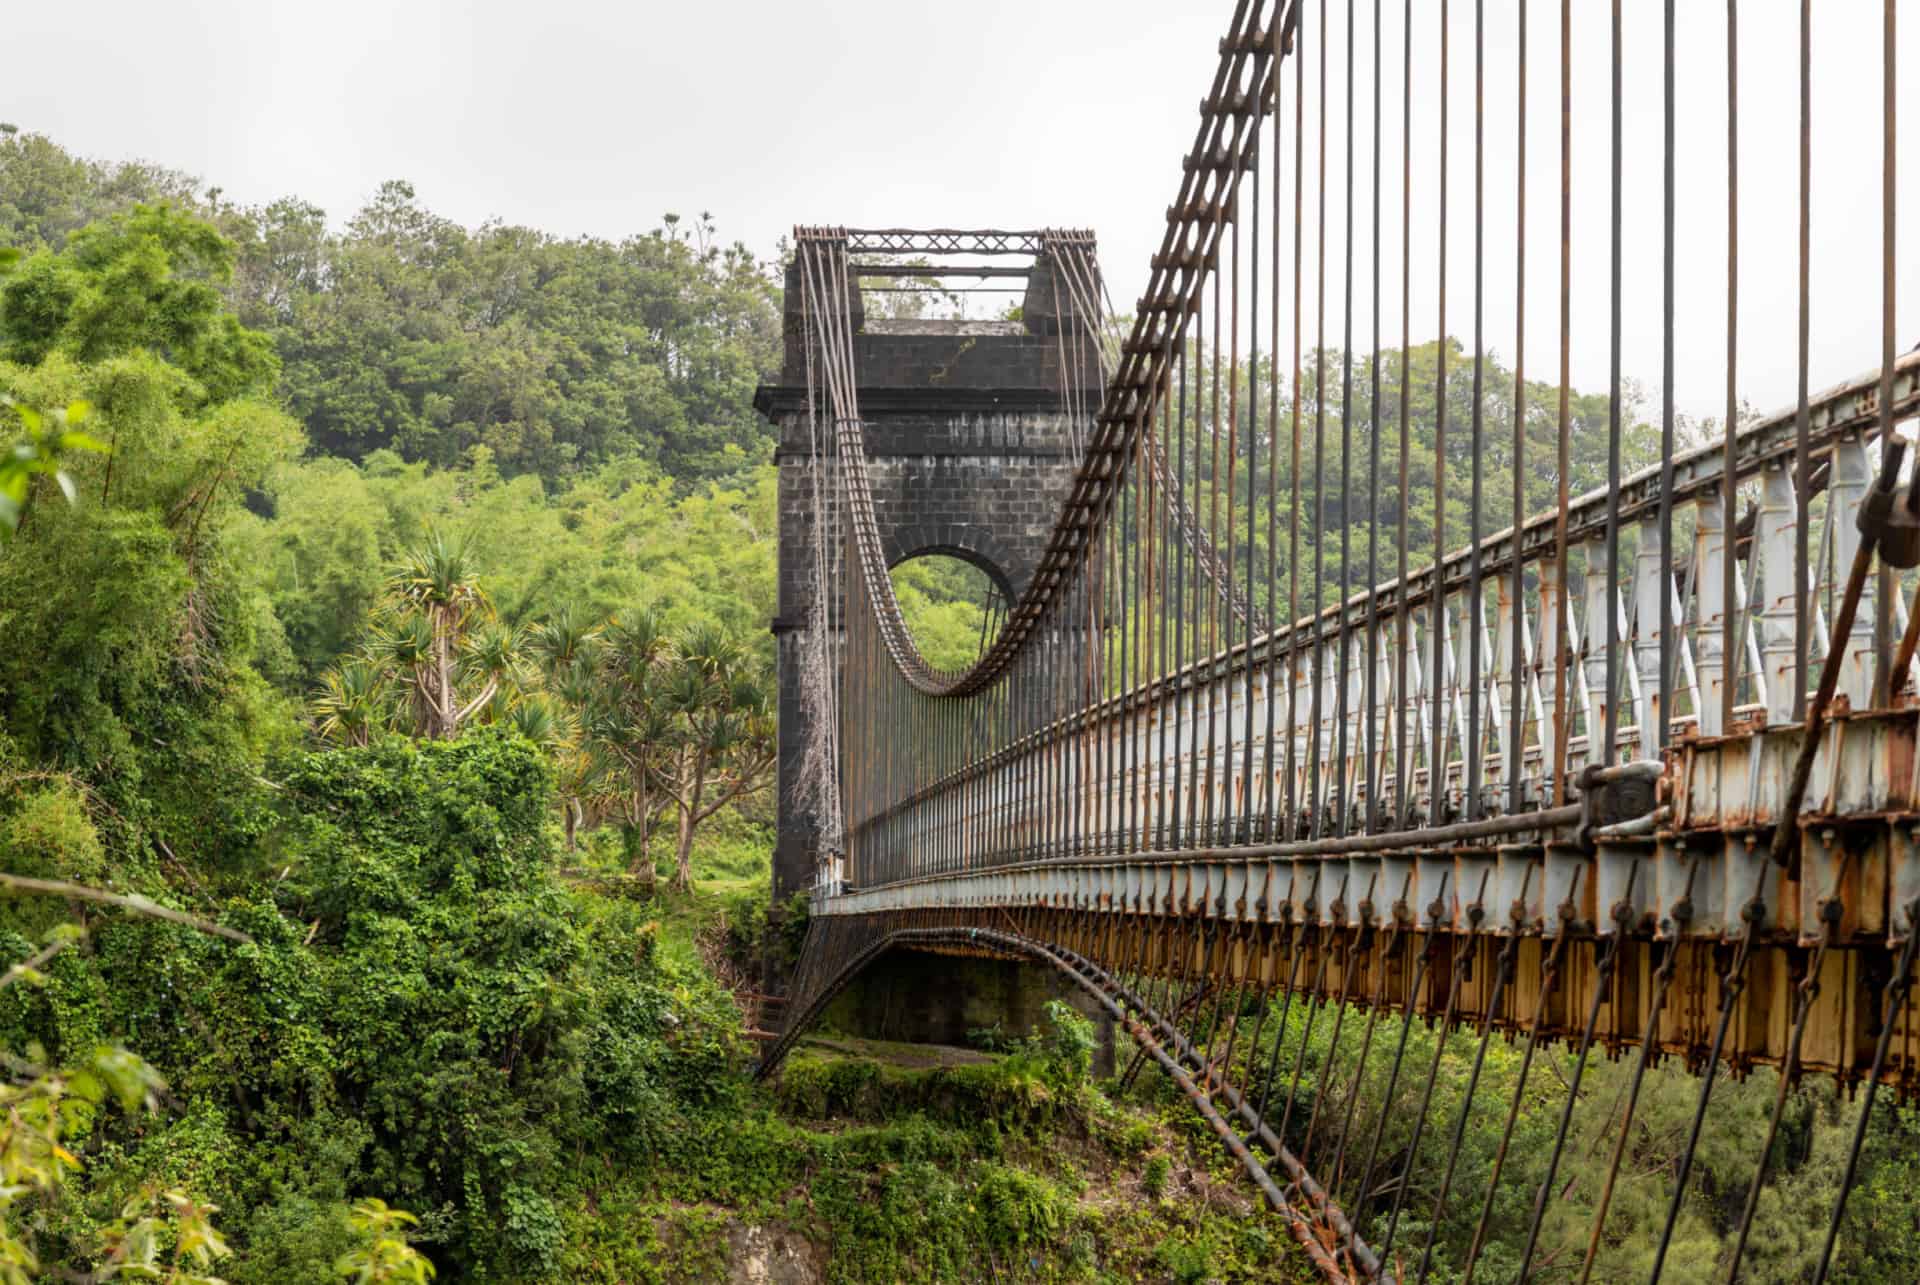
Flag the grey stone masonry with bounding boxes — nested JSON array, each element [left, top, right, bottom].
[[756, 256, 1100, 900]]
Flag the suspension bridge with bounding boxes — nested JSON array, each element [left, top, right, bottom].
[[754, 1, 1915, 1279]]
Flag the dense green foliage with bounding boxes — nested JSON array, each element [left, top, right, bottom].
[[641, 1013, 1314, 1285], [1, 127, 1914, 1283], [0, 729, 752, 1279], [1130, 987, 1920, 1284], [1, 201, 277, 405], [236, 450, 775, 688], [0, 131, 779, 486], [888, 554, 1006, 672], [0, 140, 791, 1278]]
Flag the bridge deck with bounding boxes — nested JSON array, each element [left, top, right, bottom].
[[767, 0, 1918, 1278]]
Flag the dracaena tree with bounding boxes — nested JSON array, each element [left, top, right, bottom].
[[657, 622, 774, 892], [529, 608, 605, 852], [312, 658, 390, 747], [528, 605, 599, 678], [577, 609, 675, 877], [312, 530, 539, 744], [459, 618, 525, 725], [385, 529, 493, 739]]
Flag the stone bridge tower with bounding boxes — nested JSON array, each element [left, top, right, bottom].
[[755, 229, 1101, 900]]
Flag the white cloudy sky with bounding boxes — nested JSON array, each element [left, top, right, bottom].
[[7, 0, 1913, 423]]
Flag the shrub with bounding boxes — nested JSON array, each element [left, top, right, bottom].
[[1143, 1154, 1172, 1200]]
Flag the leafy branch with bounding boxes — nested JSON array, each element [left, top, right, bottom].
[[0, 396, 105, 537]]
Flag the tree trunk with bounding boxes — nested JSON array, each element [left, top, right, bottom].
[[453, 676, 500, 729], [622, 822, 654, 884], [673, 806, 696, 891], [624, 774, 657, 876], [433, 607, 456, 738], [672, 750, 706, 892]]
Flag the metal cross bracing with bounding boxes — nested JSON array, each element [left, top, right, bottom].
[[836, 228, 1072, 258], [769, 0, 1915, 1280]]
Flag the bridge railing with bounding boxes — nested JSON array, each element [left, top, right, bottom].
[[846, 351, 1919, 898], [780, 0, 1917, 1278]]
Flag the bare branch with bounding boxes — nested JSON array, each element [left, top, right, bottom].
[[0, 936, 74, 991], [453, 676, 500, 727], [0, 873, 253, 944]]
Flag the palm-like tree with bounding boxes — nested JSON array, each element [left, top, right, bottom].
[[313, 531, 537, 745], [459, 619, 525, 725], [547, 735, 602, 854], [313, 659, 391, 747], [365, 613, 438, 737], [500, 690, 568, 748], [658, 624, 775, 891], [529, 607, 600, 681], [468, 608, 601, 845], [386, 529, 492, 739], [578, 608, 674, 878]]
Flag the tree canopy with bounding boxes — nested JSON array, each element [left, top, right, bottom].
[[0, 127, 1911, 1285], [0, 133, 781, 487]]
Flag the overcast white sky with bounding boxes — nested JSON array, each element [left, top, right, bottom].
[[6, 0, 1913, 423]]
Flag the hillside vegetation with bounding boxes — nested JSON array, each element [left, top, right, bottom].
[[0, 132, 1299, 1283], [0, 129, 1915, 1283]]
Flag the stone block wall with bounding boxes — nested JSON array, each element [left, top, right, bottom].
[[757, 309, 1099, 900]]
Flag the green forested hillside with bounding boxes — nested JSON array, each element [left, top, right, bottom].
[[0, 134, 797, 1278], [0, 129, 1915, 1284], [0, 134, 1266, 1283], [0, 128, 779, 486]]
